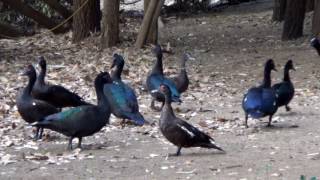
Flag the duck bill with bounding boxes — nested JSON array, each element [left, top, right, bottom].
[[111, 60, 116, 69]]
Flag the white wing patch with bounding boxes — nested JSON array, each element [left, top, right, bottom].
[[177, 124, 195, 138], [210, 139, 216, 145], [32, 102, 36, 106], [151, 89, 158, 93], [273, 101, 276, 106]]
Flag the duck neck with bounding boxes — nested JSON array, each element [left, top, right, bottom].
[[163, 95, 175, 117], [262, 68, 272, 88], [152, 55, 163, 75], [180, 57, 187, 72], [111, 65, 123, 81], [283, 68, 291, 82], [96, 83, 109, 108], [23, 73, 36, 97], [38, 65, 46, 85]]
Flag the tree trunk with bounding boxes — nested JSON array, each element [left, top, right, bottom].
[[306, 0, 314, 12], [72, 0, 101, 42], [1, 0, 67, 34], [282, 0, 306, 40], [101, 0, 120, 48], [41, 0, 72, 19], [0, 22, 34, 38], [312, 0, 320, 35], [135, 0, 164, 48], [144, 0, 157, 44], [272, 0, 286, 21]]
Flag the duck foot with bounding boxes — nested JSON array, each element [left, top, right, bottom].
[[244, 114, 249, 128], [67, 137, 73, 150], [266, 123, 274, 128]]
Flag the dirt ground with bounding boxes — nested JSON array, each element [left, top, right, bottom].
[[1, 0, 320, 179]]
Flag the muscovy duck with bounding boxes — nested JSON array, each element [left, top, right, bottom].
[[103, 53, 144, 126], [16, 65, 59, 140], [310, 37, 320, 56], [146, 45, 181, 111], [32, 72, 111, 150], [32, 56, 90, 108], [170, 53, 192, 94], [158, 84, 224, 156], [242, 59, 278, 128], [272, 60, 295, 111]]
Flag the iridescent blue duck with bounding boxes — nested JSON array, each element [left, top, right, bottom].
[[242, 59, 278, 128], [103, 53, 145, 126], [32, 72, 111, 150], [146, 45, 181, 111]]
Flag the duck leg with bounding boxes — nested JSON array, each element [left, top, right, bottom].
[[38, 128, 44, 140], [267, 115, 273, 127], [285, 105, 291, 112], [33, 127, 42, 141], [176, 147, 182, 156], [67, 137, 74, 150], [244, 113, 249, 128], [77, 137, 82, 149]]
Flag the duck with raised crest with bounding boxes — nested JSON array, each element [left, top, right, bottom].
[[242, 59, 278, 128], [272, 60, 295, 111], [103, 53, 145, 126], [16, 65, 59, 140], [158, 84, 224, 156], [32, 72, 112, 150], [146, 45, 181, 111], [32, 56, 91, 108]]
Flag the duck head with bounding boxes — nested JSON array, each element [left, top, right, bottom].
[[159, 84, 182, 103], [285, 60, 295, 71], [265, 59, 277, 72], [21, 65, 36, 77], [152, 44, 163, 60], [37, 56, 46, 69], [111, 53, 125, 69], [95, 71, 112, 85]]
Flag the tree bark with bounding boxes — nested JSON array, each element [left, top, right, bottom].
[[72, 0, 101, 42], [101, 0, 120, 48], [312, 0, 320, 35], [306, 0, 314, 12], [0, 22, 34, 38], [41, 0, 72, 19], [144, 0, 157, 44], [272, 0, 286, 21], [282, 0, 306, 40], [135, 0, 164, 48], [1, 0, 67, 34]]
